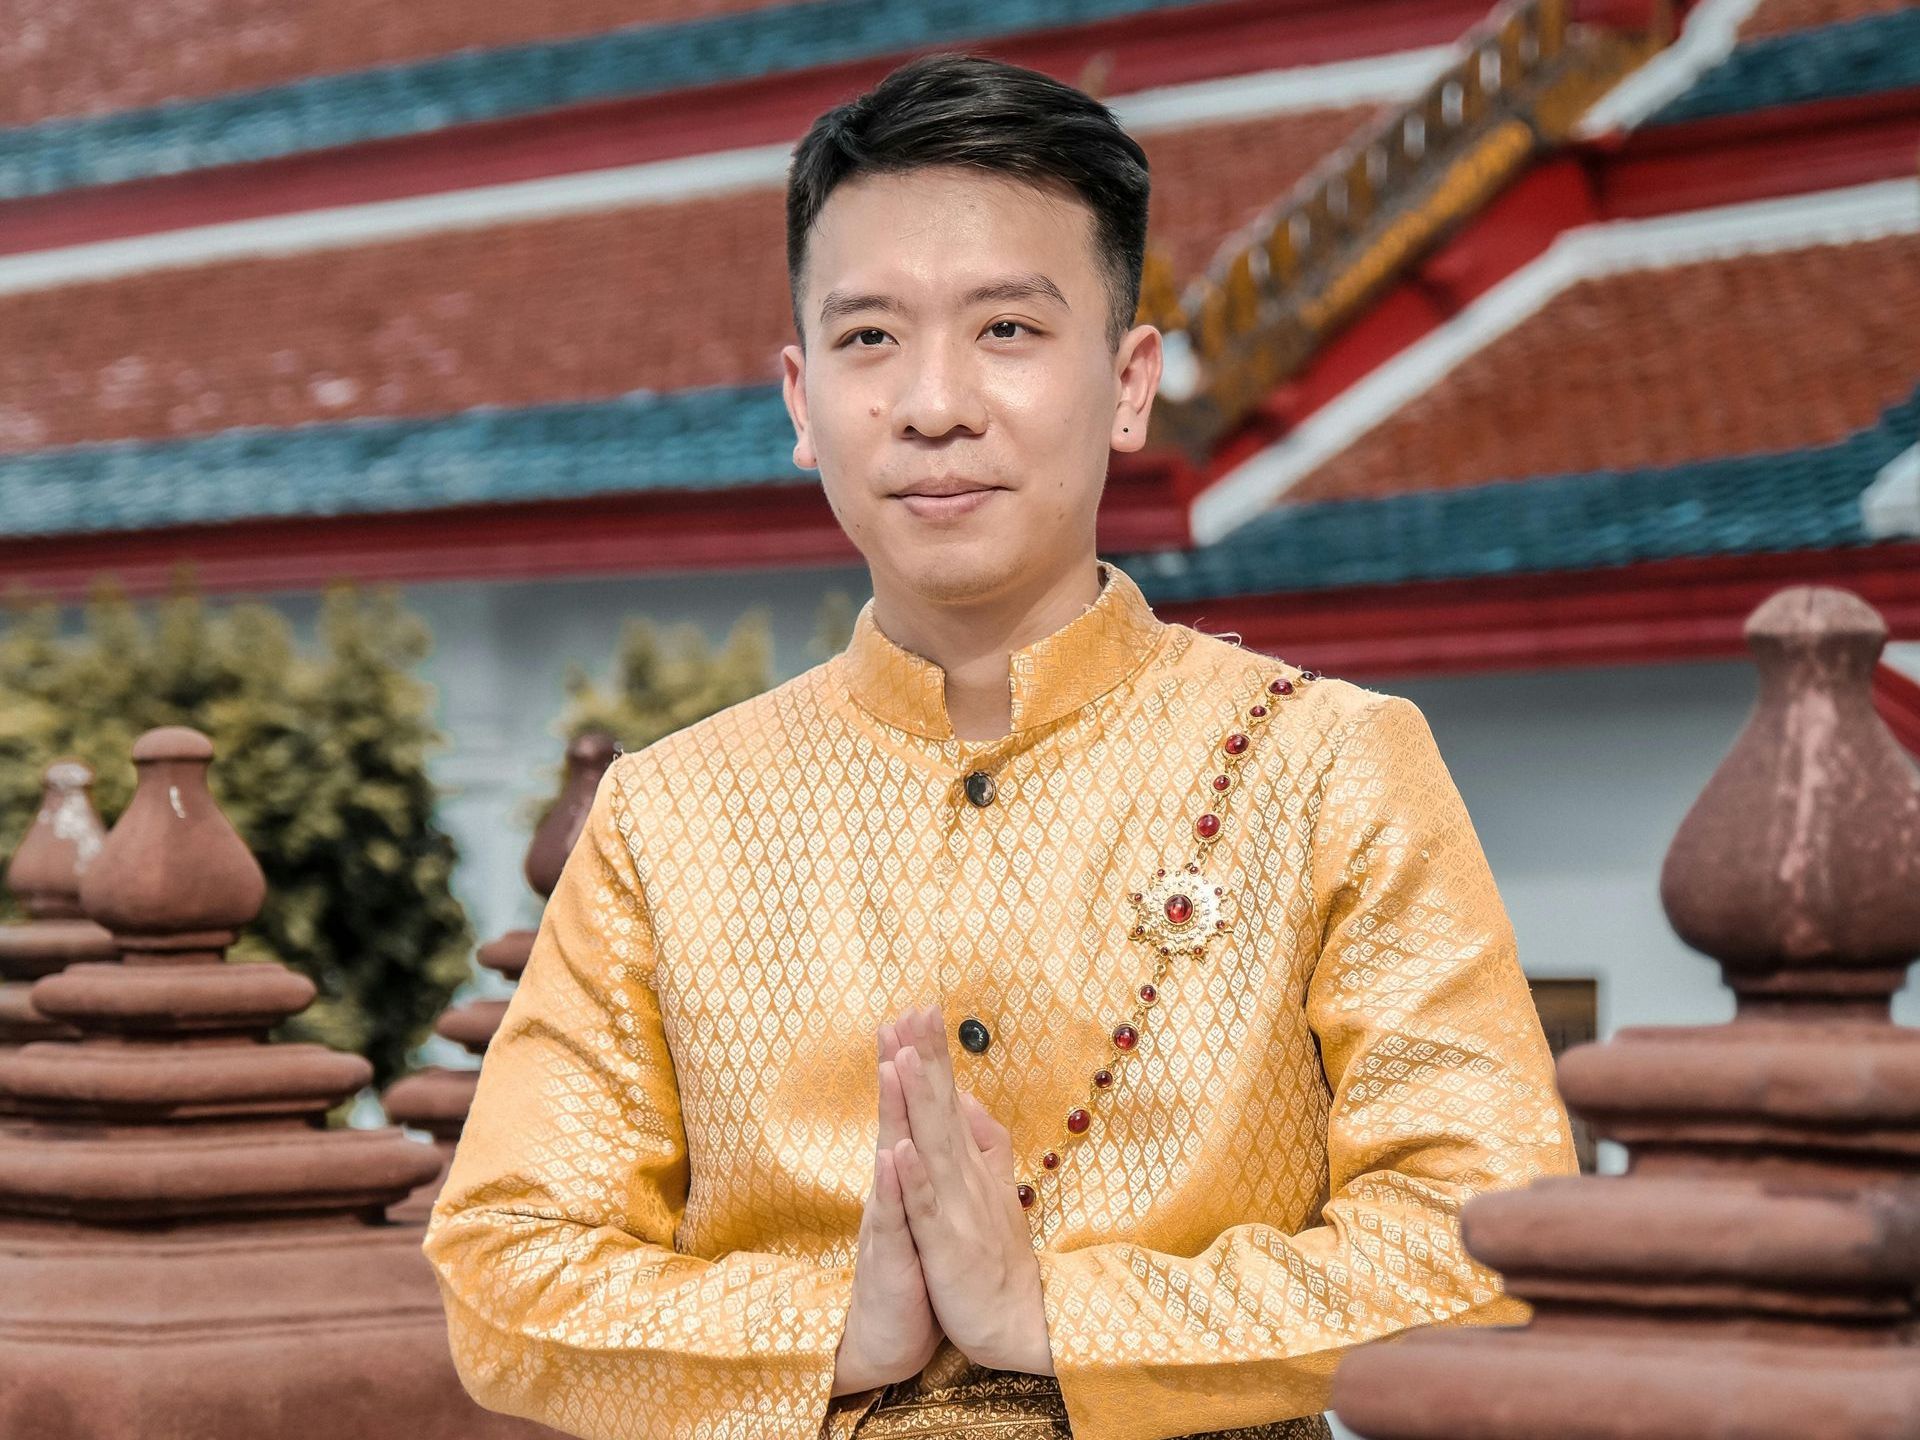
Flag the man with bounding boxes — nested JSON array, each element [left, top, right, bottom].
[[421, 52, 1578, 1440]]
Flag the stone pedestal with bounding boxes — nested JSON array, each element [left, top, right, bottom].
[[1331, 587, 1920, 1439], [385, 731, 617, 1219], [0, 727, 549, 1438], [0, 762, 116, 1120]]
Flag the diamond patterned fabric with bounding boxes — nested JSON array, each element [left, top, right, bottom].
[[421, 560, 1577, 1440]]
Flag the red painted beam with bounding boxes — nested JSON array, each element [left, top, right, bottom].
[[1157, 544, 1920, 680], [1872, 662, 1920, 761], [0, 477, 1190, 602], [1583, 87, 1920, 222], [0, 0, 1490, 261]]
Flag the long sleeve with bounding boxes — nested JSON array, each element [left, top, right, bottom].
[[419, 757, 860, 1440], [1032, 692, 1578, 1440]]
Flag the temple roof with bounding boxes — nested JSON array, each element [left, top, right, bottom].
[[1651, 7, 1920, 124], [1283, 228, 1920, 506], [0, 102, 1384, 453], [1135, 380, 1919, 603], [0, 0, 1914, 652]]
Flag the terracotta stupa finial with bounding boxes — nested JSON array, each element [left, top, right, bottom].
[[383, 731, 620, 1218], [1329, 584, 1920, 1438], [0, 762, 117, 1066], [0, 731, 542, 1436], [77, 726, 267, 962], [4, 760, 107, 922], [524, 730, 621, 898], [1660, 587, 1920, 1011]]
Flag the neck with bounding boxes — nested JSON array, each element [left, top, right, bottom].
[[869, 557, 1105, 742]]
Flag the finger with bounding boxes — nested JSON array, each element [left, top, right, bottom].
[[895, 1042, 969, 1194], [878, 1018, 903, 1064], [871, 1147, 914, 1242], [900, 1009, 967, 1161], [894, 1136, 940, 1225], [877, 1057, 910, 1153], [914, 1004, 968, 1128], [957, 1088, 1015, 1182]]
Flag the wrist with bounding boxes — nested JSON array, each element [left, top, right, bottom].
[[830, 1333, 888, 1396], [832, 1321, 933, 1395], [968, 1285, 1053, 1374]]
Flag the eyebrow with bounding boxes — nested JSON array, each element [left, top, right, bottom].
[[816, 273, 1071, 329]]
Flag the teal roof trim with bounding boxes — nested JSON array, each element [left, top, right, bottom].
[[1649, 9, 1920, 125], [1127, 384, 1919, 602], [4, 384, 1913, 602], [0, 0, 1217, 201], [0, 385, 806, 535]]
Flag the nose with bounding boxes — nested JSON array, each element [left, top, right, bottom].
[[894, 334, 987, 441]]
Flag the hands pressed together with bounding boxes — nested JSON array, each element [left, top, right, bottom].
[[830, 1004, 1054, 1397]]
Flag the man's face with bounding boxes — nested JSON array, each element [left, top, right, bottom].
[[782, 166, 1160, 607]]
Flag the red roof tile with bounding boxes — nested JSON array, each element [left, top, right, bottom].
[[0, 106, 1369, 451], [1140, 104, 1382, 277], [1739, 0, 1912, 40], [1, 0, 788, 127], [1285, 234, 1920, 504]]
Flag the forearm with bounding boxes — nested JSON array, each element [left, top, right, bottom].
[[425, 1203, 857, 1440]]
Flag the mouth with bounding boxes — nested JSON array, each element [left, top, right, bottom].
[[891, 480, 1005, 521]]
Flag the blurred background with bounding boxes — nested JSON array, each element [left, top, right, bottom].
[[1, 0, 1916, 1158]]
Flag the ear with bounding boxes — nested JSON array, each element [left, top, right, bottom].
[[1110, 322, 1163, 455], [781, 342, 818, 471]]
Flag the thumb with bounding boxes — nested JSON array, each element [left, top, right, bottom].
[[958, 1088, 1015, 1183]]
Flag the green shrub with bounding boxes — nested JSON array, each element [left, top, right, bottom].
[[0, 582, 470, 1099]]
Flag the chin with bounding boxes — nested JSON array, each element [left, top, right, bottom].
[[883, 539, 1029, 606]]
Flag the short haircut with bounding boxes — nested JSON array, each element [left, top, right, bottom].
[[786, 52, 1151, 352]]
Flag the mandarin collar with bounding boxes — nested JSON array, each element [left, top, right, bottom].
[[835, 561, 1167, 742]]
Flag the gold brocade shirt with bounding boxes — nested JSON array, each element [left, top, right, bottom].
[[421, 560, 1579, 1440]]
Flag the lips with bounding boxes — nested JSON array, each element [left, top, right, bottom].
[[894, 482, 1001, 520], [894, 479, 996, 500]]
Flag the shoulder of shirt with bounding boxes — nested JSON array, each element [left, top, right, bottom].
[[1162, 621, 1413, 746]]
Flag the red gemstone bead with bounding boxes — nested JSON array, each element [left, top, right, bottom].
[[1269, 677, 1294, 695], [1066, 1107, 1091, 1134], [1017, 1183, 1036, 1209], [1212, 774, 1231, 792], [1139, 983, 1158, 1004], [1042, 1150, 1061, 1170], [1194, 813, 1220, 840], [1112, 1023, 1138, 1051], [1129, 891, 1142, 903], [1164, 893, 1193, 925], [1092, 1068, 1114, 1089], [1249, 704, 1268, 719], [1223, 732, 1249, 755]]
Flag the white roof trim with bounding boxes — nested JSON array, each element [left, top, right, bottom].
[[1574, 0, 1769, 137], [1190, 178, 1920, 544], [0, 47, 1450, 299], [1863, 444, 1920, 540], [0, 142, 799, 299], [1111, 46, 1453, 133]]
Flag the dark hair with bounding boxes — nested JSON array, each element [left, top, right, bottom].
[[786, 52, 1150, 352]]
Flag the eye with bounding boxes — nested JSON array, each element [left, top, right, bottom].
[[840, 328, 893, 348], [985, 320, 1036, 340]]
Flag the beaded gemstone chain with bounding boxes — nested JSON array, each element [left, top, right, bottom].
[[1012, 667, 1320, 1233]]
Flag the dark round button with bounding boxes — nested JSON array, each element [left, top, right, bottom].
[[964, 770, 997, 807], [957, 1017, 991, 1054]]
